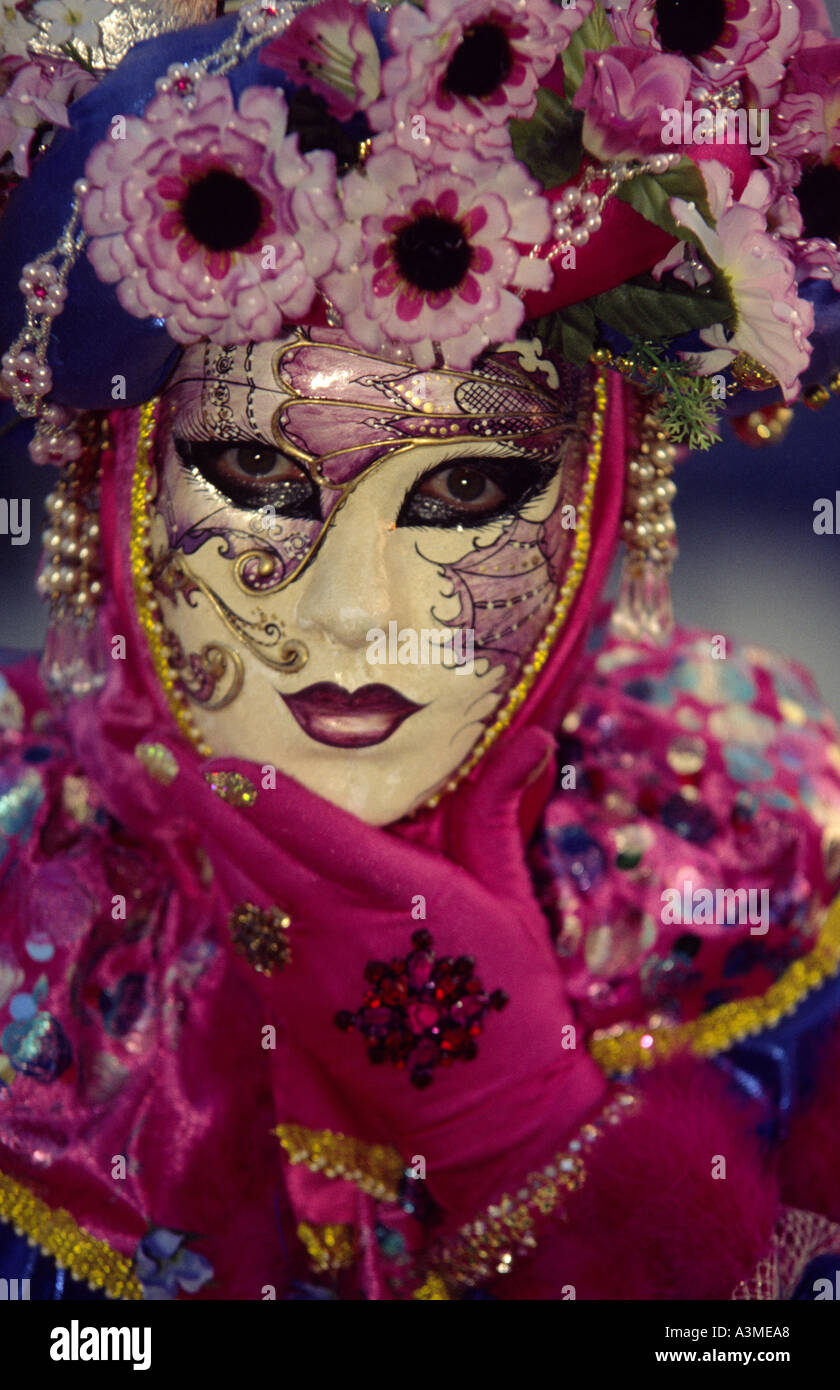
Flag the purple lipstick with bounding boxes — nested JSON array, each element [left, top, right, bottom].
[[281, 682, 424, 749]]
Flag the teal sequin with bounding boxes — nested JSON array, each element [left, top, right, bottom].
[[723, 745, 773, 783], [0, 766, 44, 860]]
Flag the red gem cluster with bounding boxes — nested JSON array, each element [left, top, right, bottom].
[[335, 929, 508, 1089]]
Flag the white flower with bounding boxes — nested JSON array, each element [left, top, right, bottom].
[[31, 0, 113, 52], [0, 3, 39, 56], [664, 162, 814, 402]]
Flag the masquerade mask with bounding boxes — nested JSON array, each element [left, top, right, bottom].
[[139, 327, 602, 823]]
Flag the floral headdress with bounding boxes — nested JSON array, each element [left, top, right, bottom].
[[1, 0, 839, 466]]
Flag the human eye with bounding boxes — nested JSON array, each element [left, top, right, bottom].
[[396, 456, 555, 528], [173, 437, 319, 517]]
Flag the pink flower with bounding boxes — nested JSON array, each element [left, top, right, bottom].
[[0, 53, 95, 177], [573, 45, 693, 163], [258, 0, 381, 121], [81, 76, 341, 345], [611, 0, 802, 106], [369, 0, 592, 156], [323, 142, 551, 368], [665, 161, 814, 400], [793, 237, 840, 292], [772, 42, 840, 163]]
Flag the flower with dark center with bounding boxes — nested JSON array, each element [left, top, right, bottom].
[[443, 20, 514, 100], [393, 214, 473, 293], [369, 0, 587, 156], [795, 163, 840, 243], [655, 0, 727, 57], [81, 76, 342, 344], [323, 146, 551, 367], [181, 168, 265, 253]]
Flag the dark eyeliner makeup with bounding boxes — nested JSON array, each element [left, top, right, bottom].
[[396, 455, 558, 528], [174, 438, 320, 517]]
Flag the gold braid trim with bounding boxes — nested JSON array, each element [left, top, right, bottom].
[[131, 399, 212, 758], [733, 1206, 840, 1301], [416, 1090, 640, 1296], [275, 1124, 406, 1203], [589, 893, 840, 1077], [296, 1222, 356, 1274], [0, 1169, 143, 1299]]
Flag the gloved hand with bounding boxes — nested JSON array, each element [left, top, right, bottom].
[[172, 725, 608, 1228]]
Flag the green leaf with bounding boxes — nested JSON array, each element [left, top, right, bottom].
[[614, 157, 715, 247], [510, 89, 583, 190], [560, 2, 617, 98], [528, 303, 598, 367], [591, 281, 731, 340]]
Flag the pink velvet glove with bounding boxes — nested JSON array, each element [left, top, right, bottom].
[[175, 725, 608, 1229]]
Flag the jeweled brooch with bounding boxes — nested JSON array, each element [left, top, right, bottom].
[[335, 929, 508, 1089]]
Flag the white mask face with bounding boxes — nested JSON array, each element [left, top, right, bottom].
[[147, 330, 591, 825]]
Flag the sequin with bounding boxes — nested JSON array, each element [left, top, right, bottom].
[[584, 914, 657, 977], [660, 794, 717, 844], [541, 825, 606, 893], [0, 765, 44, 842], [229, 902, 291, 976], [135, 740, 179, 785], [297, 1222, 356, 1273], [61, 774, 98, 824], [335, 928, 508, 1089], [709, 706, 776, 747], [1, 1010, 72, 1081], [666, 736, 707, 776], [723, 746, 773, 784], [0, 676, 23, 732], [673, 653, 756, 704], [778, 698, 807, 728], [205, 770, 258, 807], [588, 895, 840, 1074]]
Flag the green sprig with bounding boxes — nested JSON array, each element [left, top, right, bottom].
[[620, 339, 724, 453]]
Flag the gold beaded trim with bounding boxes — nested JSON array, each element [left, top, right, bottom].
[[204, 769, 258, 807], [589, 893, 840, 1076], [0, 1169, 143, 1299], [412, 1273, 451, 1300], [296, 1221, 356, 1274], [229, 901, 292, 975], [131, 400, 212, 758], [422, 368, 607, 810], [420, 1089, 640, 1294], [275, 1124, 405, 1203]]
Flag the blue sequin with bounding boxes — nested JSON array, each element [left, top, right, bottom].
[[622, 676, 675, 708], [671, 656, 756, 704], [541, 825, 606, 893], [660, 794, 717, 845], [723, 746, 773, 783], [1, 1011, 72, 1081], [0, 766, 44, 843]]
